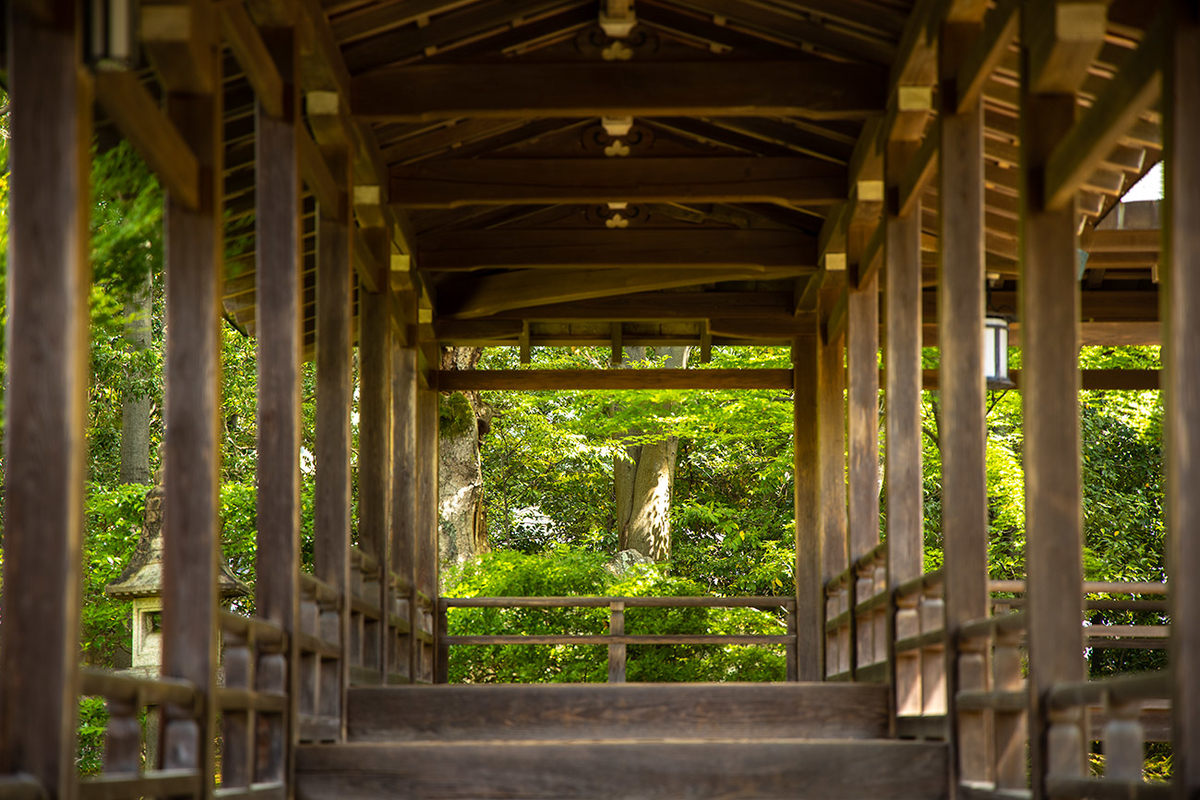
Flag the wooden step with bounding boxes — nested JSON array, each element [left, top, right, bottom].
[[296, 739, 949, 800], [347, 682, 889, 742]]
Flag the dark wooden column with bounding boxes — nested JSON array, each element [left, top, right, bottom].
[[937, 20, 989, 769], [0, 3, 90, 794], [884, 142, 924, 715], [315, 177, 353, 731], [793, 333, 823, 682], [847, 272, 880, 567], [1019, 69, 1087, 800], [359, 283, 393, 677], [1163, 5, 1200, 797], [391, 295, 419, 682], [254, 23, 302, 783], [161, 56, 224, 786], [417, 360, 440, 683], [819, 321, 847, 679]]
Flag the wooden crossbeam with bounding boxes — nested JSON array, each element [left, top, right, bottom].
[[142, 0, 216, 93], [94, 72, 200, 210], [417, 230, 817, 271], [436, 368, 795, 391], [1044, 20, 1164, 210], [468, 291, 796, 321], [1024, 0, 1108, 95], [389, 158, 847, 208], [353, 62, 888, 121], [220, 3, 283, 119], [439, 266, 813, 319], [955, 0, 1018, 113]]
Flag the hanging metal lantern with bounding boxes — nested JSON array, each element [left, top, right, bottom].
[[985, 316, 1014, 390], [87, 0, 139, 70]]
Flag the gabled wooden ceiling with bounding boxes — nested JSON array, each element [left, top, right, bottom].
[[214, 0, 1164, 353]]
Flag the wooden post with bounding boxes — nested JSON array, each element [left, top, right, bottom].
[[436, 601, 450, 684], [608, 602, 627, 683], [793, 333, 823, 682], [938, 20, 990, 779], [0, 3, 90, 794], [819, 324, 848, 679], [1163, 5, 1200, 798], [159, 52, 224, 790], [417, 370, 440, 682], [391, 296, 419, 682], [360, 283, 393, 680], [1020, 19, 1087, 797], [847, 271, 880, 569], [885, 141, 924, 720], [254, 23, 302, 784], [315, 179, 353, 733]]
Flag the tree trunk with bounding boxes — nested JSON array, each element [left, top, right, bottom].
[[438, 346, 491, 568], [615, 346, 689, 561], [119, 266, 153, 485]]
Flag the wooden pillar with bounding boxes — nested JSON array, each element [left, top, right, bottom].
[[1163, 5, 1200, 797], [885, 143, 924, 716], [1020, 80, 1086, 800], [417, 376, 440, 682], [254, 24, 302, 784], [819, 321, 848, 680], [0, 3, 90, 794], [315, 185, 353, 731], [793, 333, 823, 682], [937, 20, 990, 774], [391, 296, 419, 682], [359, 283, 392, 678], [848, 272, 880, 568], [160, 53, 223, 788]]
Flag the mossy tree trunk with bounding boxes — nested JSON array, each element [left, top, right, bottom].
[[438, 347, 491, 569], [119, 265, 153, 485]]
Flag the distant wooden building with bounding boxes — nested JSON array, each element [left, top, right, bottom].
[[0, 1, 1196, 799]]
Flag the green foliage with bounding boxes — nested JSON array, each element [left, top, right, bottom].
[[444, 547, 786, 683], [439, 392, 475, 439]]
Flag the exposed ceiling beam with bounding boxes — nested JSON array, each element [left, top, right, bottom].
[[417, 229, 818, 270], [353, 61, 888, 122], [389, 158, 847, 207]]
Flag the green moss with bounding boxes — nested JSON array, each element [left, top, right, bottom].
[[440, 392, 475, 439]]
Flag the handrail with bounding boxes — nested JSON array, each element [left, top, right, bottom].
[[218, 611, 287, 650], [895, 569, 946, 601], [299, 572, 341, 607], [1047, 670, 1172, 711], [79, 669, 199, 711], [0, 774, 46, 800], [444, 595, 795, 608], [989, 579, 1169, 596], [959, 610, 1028, 641]]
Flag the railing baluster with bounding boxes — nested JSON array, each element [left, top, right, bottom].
[[992, 627, 1026, 789], [608, 602, 627, 683], [221, 629, 254, 789], [921, 582, 947, 716], [1104, 695, 1145, 782], [103, 696, 141, 776]]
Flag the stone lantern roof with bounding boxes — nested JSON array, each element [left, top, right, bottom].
[[105, 466, 250, 600]]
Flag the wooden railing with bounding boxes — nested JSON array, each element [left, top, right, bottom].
[[439, 596, 798, 683]]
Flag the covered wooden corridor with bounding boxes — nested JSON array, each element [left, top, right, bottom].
[[0, 0, 1198, 798]]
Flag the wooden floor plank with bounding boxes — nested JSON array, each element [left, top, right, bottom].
[[297, 739, 948, 800], [346, 683, 888, 742]]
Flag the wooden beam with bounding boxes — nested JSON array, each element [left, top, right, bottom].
[[1021, 69, 1087, 793], [315, 209, 353, 735], [955, 0, 1018, 113], [847, 271, 880, 565], [440, 266, 812, 319], [474, 291, 797, 322], [220, 2, 284, 118], [353, 62, 888, 122], [1163, 7, 1200, 797], [391, 292, 420, 681], [793, 334, 824, 681], [818, 310, 848, 599], [253, 22, 301, 781], [142, 0, 216, 94], [298, 126, 342, 220], [0, 4, 89, 793], [359, 285, 392, 678], [161, 54, 222, 786], [1024, 0, 1107, 95], [390, 158, 848, 208], [415, 375, 439, 681], [418, 230, 818, 271], [94, 72, 200, 210], [1043, 20, 1164, 210], [918, 369, 1160, 391], [938, 20, 989, 784], [437, 368, 793, 391]]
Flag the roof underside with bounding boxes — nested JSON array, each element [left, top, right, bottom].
[[206, 0, 1163, 353]]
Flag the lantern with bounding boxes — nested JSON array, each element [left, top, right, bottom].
[[984, 316, 1014, 390]]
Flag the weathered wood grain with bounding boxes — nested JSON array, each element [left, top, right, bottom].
[[847, 271, 880, 565], [793, 335, 823, 681], [296, 739, 948, 799], [0, 4, 90, 792], [435, 369, 792, 391], [353, 62, 888, 122], [359, 285, 392, 679], [389, 158, 847, 207], [345, 683, 889, 742], [1163, 6, 1200, 797]]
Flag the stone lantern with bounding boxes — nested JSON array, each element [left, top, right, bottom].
[[106, 464, 251, 677]]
